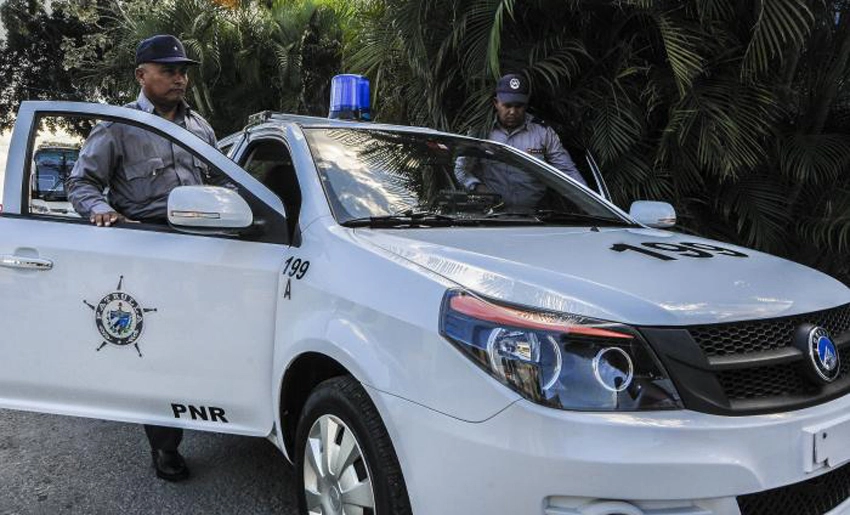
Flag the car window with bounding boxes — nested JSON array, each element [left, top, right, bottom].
[[20, 115, 262, 233], [217, 134, 242, 159], [303, 128, 626, 226], [240, 138, 302, 236], [26, 118, 88, 219]]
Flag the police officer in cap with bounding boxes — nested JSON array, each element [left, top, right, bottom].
[[456, 73, 586, 209], [68, 34, 219, 481], [69, 34, 219, 227]]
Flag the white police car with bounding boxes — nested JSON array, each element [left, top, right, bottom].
[[2, 98, 850, 515]]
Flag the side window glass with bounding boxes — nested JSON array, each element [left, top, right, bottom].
[[240, 139, 302, 233], [217, 134, 244, 160], [28, 117, 90, 219], [27, 114, 222, 224]]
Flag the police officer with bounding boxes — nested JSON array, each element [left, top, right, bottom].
[[456, 73, 586, 209], [67, 34, 217, 481], [68, 34, 218, 226]]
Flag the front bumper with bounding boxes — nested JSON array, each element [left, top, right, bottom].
[[369, 386, 850, 515]]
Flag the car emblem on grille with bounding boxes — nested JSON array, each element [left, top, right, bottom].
[[795, 325, 840, 384]]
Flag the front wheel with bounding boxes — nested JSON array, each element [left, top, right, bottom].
[[295, 376, 412, 515]]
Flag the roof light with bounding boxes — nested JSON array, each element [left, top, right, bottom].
[[329, 74, 371, 121]]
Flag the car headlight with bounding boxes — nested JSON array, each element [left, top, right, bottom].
[[439, 290, 682, 411]]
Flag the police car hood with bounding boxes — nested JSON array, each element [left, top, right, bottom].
[[356, 226, 850, 326]]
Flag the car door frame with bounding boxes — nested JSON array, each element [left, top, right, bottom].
[[232, 122, 335, 234], [584, 149, 612, 202], [3, 101, 286, 224]]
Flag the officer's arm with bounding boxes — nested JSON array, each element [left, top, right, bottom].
[[542, 126, 587, 187], [67, 124, 122, 223], [453, 156, 480, 190], [454, 156, 490, 193]]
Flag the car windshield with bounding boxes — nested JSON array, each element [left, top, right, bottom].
[[303, 128, 630, 227]]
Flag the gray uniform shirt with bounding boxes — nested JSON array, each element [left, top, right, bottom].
[[455, 114, 586, 209], [68, 92, 217, 221]]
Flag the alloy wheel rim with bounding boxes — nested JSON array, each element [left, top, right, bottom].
[[303, 414, 376, 515]]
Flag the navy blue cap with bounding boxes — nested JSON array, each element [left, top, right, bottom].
[[495, 73, 529, 104], [135, 35, 198, 66]]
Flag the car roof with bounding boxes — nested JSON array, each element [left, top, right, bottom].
[[218, 111, 464, 150], [242, 111, 448, 136]]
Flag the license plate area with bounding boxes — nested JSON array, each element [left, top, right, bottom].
[[805, 415, 850, 472]]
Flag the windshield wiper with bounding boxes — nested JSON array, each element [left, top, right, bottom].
[[480, 210, 636, 227], [341, 211, 471, 228]]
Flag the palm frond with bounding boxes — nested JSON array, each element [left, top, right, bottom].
[[714, 172, 790, 250], [796, 186, 850, 256], [779, 133, 850, 184], [741, 0, 813, 80], [588, 82, 643, 165], [524, 36, 587, 91], [654, 13, 705, 96]]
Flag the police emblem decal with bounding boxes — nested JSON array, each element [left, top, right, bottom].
[[509, 78, 521, 90], [83, 276, 157, 357], [796, 325, 840, 383]]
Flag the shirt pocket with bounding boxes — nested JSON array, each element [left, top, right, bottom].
[[123, 157, 165, 203]]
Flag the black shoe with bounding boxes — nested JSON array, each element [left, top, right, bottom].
[[151, 449, 190, 482]]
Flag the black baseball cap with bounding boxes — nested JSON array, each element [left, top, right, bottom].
[[135, 35, 199, 66], [495, 73, 529, 104]]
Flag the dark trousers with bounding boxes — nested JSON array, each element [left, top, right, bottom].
[[144, 425, 183, 452]]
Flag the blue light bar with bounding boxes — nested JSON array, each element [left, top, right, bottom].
[[329, 74, 371, 121]]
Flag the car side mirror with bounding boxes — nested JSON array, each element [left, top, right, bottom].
[[167, 186, 253, 233], [629, 201, 676, 228]]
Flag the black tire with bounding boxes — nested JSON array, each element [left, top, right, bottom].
[[295, 375, 412, 515]]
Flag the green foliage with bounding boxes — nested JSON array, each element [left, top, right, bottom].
[[741, 0, 813, 80], [46, 0, 347, 133], [345, 0, 850, 284], [3, 0, 850, 284], [0, 0, 103, 130]]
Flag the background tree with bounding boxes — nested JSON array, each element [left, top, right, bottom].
[[0, 0, 105, 130], [62, 0, 348, 133], [346, 0, 850, 283], [3, 0, 850, 283]]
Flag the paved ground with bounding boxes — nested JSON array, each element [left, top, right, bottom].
[[0, 409, 299, 514]]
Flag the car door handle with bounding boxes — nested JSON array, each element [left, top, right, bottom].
[[0, 255, 53, 271]]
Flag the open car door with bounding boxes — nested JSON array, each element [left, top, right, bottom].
[[0, 101, 289, 436]]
